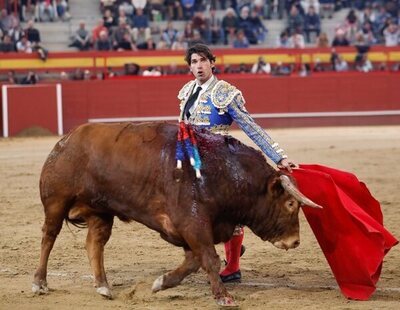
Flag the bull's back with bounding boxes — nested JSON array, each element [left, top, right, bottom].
[[40, 122, 178, 209]]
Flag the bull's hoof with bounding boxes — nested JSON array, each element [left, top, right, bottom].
[[96, 286, 113, 299], [151, 275, 164, 293], [216, 296, 238, 308], [32, 282, 49, 295]]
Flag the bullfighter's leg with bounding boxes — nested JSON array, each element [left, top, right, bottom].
[[152, 248, 201, 292], [85, 214, 114, 299], [32, 200, 67, 294], [220, 226, 244, 282]]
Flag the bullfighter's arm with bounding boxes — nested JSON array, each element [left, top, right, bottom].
[[227, 93, 288, 165]]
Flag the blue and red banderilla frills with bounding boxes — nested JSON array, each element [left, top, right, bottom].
[[175, 122, 202, 178]]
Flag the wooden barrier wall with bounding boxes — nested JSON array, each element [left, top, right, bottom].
[[1, 71, 399, 137]]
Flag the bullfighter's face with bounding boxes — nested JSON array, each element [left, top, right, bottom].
[[189, 53, 214, 85]]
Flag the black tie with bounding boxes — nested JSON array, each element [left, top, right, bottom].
[[184, 86, 202, 119]]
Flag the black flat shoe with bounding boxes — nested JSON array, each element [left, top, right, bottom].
[[220, 270, 241, 283]]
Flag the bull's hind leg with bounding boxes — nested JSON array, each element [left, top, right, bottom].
[[152, 248, 200, 292], [32, 200, 67, 294], [85, 214, 114, 299]]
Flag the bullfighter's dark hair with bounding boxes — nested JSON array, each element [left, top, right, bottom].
[[184, 43, 216, 65]]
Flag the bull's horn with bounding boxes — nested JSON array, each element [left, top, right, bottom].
[[279, 175, 323, 209]]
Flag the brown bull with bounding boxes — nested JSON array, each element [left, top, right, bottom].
[[32, 122, 321, 307]]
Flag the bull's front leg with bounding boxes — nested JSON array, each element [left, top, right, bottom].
[[152, 248, 200, 292], [183, 229, 237, 307]]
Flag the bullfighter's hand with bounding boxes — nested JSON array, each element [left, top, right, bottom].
[[277, 158, 297, 173]]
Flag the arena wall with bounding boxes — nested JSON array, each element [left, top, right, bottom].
[[1, 47, 400, 137], [1, 71, 400, 137]]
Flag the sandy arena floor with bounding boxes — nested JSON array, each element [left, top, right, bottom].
[[0, 126, 399, 310]]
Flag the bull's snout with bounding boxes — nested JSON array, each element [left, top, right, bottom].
[[273, 238, 300, 250]]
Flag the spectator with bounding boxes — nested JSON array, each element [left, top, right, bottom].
[[156, 36, 169, 49], [272, 61, 291, 76], [38, 0, 55, 22], [21, 0, 39, 22], [383, 22, 399, 46], [137, 37, 156, 49], [131, 8, 151, 44], [355, 53, 373, 72], [298, 63, 310, 76], [95, 30, 112, 51], [117, 6, 132, 27], [182, 20, 195, 43], [0, 9, 13, 33], [124, 62, 140, 75], [331, 28, 350, 46], [55, 0, 70, 21], [312, 57, 325, 72], [116, 32, 137, 51], [301, 0, 320, 14], [287, 5, 304, 35], [315, 31, 329, 47], [251, 56, 271, 74], [319, 0, 334, 18], [249, 7, 268, 44], [342, 9, 359, 43], [162, 20, 179, 47], [289, 27, 305, 48], [101, 0, 117, 15], [171, 32, 188, 50], [232, 29, 250, 48], [275, 29, 291, 47], [25, 19, 48, 60], [69, 21, 91, 51], [165, 0, 183, 20], [375, 5, 392, 37], [191, 10, 208, 42], [187, 29, 204, 46], [25, 19, 41, 44], [181, 0, 196, 20], [71, 68, 84, 80], [103, 8, 116, 30], [83, 69, 92, 80], [8, 19, 24, 46], [20, 71, 38, 84], [354, 32, 370, 56], [237, 6, 258, 44], [148, 0, 164, 21], [304, 5, 321, 43], [143, 66, 162, 76], [132, 0, 147, 11], [358, 21, 377, 46], [7, 70, 18, 83], [118, 0, 134, 18], [334, 54, 349, 72], [205, 6, 224, 45], [16, 36, 33, 53], [221, 7, 239, 45], [0, 34, 16, 52], [92, 19, 108, 44]]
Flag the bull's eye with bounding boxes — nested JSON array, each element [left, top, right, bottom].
[[286, 199, 298, 211]]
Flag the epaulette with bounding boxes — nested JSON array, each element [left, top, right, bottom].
[[178, 80, 196, 100], [210, 80, 242, 109]]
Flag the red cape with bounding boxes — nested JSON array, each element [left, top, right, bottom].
[[292, 164, 398, 300]]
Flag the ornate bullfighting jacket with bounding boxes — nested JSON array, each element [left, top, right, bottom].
[[178, 76, 287, 164]]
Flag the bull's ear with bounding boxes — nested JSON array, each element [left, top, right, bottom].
[[268, 175, 285, 197]]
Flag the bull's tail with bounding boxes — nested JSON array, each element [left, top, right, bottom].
[[65, 217, 88, 229]]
